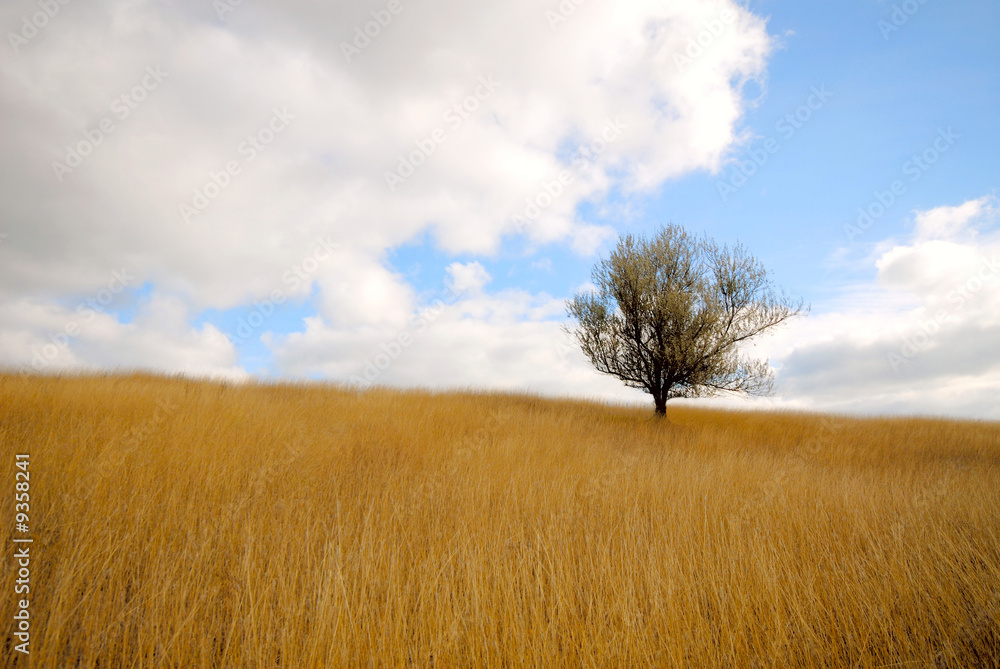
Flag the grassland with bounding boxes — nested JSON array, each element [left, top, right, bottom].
[[2, 372, 999, 667]]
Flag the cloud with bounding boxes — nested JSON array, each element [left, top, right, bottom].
[[913, 196, 993, 242], [0, 0, 773, 396], [446, 261, 491, 294], [0, 0, 772, 300], [268, 285, 643, 403], [764, 196, 1000, 419], [0, 292, 247, 380]]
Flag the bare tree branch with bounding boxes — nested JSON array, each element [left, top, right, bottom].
[[566, 224, 807, 416]]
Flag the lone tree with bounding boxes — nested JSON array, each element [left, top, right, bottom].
[[566, 224, 805, 417]]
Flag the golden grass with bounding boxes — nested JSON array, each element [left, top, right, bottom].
[[2, 372, 999, 668]]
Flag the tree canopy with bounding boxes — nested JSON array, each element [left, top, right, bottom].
[[566, 224, 805, 416]]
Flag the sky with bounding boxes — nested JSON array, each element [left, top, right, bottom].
[[1, 0, 998, 419]]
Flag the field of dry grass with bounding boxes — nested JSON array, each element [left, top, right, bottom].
[[2, 372, 999, 667]]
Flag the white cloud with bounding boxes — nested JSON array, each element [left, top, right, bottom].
[[762, 196, 1000, 419], [913, 196, 992, 242], [268, 286, 644, 404], [316, 257, 415, 329], [4, 3, 992, 422], [0, 0, 771, 303], [446, 261, 491, 294], [569, 224, 618, 256], [0, 0, 774, 402], [0, 293, 247, 380]]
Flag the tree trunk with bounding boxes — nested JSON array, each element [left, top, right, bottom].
[[654, 395, 667, 417]]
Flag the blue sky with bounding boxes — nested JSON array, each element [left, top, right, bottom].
[[1, 0, 998, 418], [379, 0, 999, 307]]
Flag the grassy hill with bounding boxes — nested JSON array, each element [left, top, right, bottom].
[[2, 373, 999, 667]]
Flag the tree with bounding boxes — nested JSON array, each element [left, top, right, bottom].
[[565, 224, 805, 417]]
